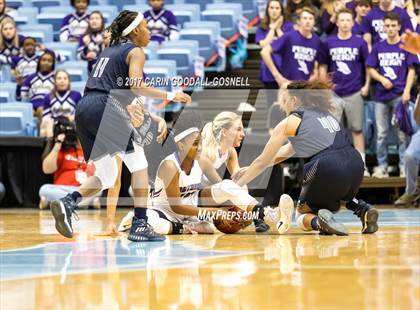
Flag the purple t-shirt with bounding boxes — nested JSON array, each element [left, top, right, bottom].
[[320, 35, 369, 97], [271, 30, 323, 81], [256, 21, 294, 82], [352, 20, 364, 37], [361, 6, 413, 44], [366, 40, 419, 102]]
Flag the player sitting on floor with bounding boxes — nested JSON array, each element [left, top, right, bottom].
[[119, 111, 275, 234]]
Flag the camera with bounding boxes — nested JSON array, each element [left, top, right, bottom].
[[53, 116, 78, 149]]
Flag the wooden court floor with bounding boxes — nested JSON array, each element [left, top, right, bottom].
[[0, 208, 419, 310]]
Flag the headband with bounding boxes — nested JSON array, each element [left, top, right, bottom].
[[122, 12, 144, 37], [174, 127, 200, 143]]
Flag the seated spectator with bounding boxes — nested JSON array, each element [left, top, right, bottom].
[[353, 0, 372, 37], [11, 37, 63, 101], [0, 0, 17, 24], [321, 0, 347, 35], [256, 0, 294, 108], [362, 0, 413, 50], [40, 70, 82, 137], [0, 17, 24, 65], [285, 0, 316, 23], [20, 51, 55, 120], [39, 117, 99, 209], [366, 12, 418, 178], [77, 11, 105, 73], [144, 0, 179, 44], [406, 0, 420, 20], [60, 0, 90, 42]]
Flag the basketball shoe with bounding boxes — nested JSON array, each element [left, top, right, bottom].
[[346, 199, 379, 234], [128, 217, 166, 242], [50, 194, 78, 238], [317, 209, 349, 236]]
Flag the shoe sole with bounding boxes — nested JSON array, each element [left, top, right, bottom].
[[276, 194, 294, 234], [118, 211, 134, 232], [362, 208, 379, 234], [127, 234, 166, 242], [318, 209, 348, 236], [50, 200, 73, 238]]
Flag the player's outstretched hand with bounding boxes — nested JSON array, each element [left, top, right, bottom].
[[95, 222, 121, 237], [174, 92, 192, 104]]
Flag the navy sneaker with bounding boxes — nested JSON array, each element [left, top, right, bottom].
[[254, 219, 270, 233], [128, 217, 166, 242], [317, 209, 348, 236], [50, 194, 78, 238], [355, 200, 379, 234]]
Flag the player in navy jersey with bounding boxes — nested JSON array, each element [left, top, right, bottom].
[[233, 79, 379, 236], [50, 10, 191, 242]]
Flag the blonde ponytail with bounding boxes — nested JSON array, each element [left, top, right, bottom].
[[201, 111, 241, 162]]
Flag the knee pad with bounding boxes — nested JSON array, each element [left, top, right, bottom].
[[296, 210, 313, 232], [94, 155, 119, 190]]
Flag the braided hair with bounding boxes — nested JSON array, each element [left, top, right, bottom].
[[106, 10, 139, 46]]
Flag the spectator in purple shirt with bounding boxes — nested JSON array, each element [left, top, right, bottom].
[[321, 0, 356, 35], [261, 7, 322, 87], [256, 0, 294, 108], [144, 0, 179, 44], [367, 12, 418, 177], [320, 8, 371, 175], [284, 0, 314, 23], [353, 0, 372, 37], [362, 0, 413, 50]]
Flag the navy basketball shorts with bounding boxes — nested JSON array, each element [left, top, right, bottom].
[[75, 91, 137, 162], [298, 146, 364, 213]]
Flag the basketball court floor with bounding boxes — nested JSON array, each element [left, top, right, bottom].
[[1, 208, 419, 309]]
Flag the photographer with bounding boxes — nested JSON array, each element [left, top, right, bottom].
[[39, 117, 99, 209]]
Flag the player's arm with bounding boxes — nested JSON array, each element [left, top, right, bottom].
[[127, 48, 191, 103], [199, 156, 222, 184], [273, 142, 296, 165], [400, 30, 420, 54], [226, 147, 240, 176], [235, 115, 300, 186]]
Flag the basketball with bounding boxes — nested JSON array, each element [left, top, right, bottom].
[[213, 206, 252, 234]]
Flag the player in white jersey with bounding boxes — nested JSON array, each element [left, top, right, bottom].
[[119, 111, 277, 234]]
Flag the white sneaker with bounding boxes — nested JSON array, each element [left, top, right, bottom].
[[185, 221, 215, 234], [372, 166, 389, 178], [363, 167, 370, 177], [399, 166, 405, 178], [276, 194, 294, 234], [118, 211, 134, 232]]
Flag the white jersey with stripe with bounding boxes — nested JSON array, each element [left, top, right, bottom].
[[151, 153, 203, 222]]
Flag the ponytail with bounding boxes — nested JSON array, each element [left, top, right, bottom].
[[201, 111, 241, 161]]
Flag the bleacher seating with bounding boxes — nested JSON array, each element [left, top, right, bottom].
[[144, 41, 159, 60], [0, 66, 12, 83], [31, 0, 64, 11], [37, 13, 67, 41], [157, 40, 200, 78], [7, 0, 25, 9], [71, 81, 86, 95], [166, 4, 201, 28], [215, 0, 258, 21], [0, 102, 35, 136], [17, 7, 38, 21], [18, 24, 53, 43], [45, 42, 78, 61], [57, 61, 88, 82], [202, 3, 243, 39]]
